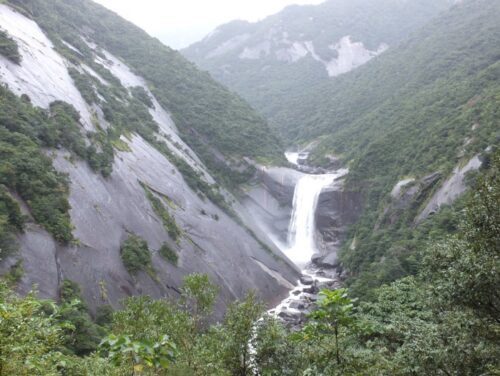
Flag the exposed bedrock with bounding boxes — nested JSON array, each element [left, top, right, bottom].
[[241, 165, 363, 269], [313, 188, 364, 268], [1, 140, 300, 318], [240, 166, 303, 246], [0, 3, 300, 317], [259, 166, 303, 204]]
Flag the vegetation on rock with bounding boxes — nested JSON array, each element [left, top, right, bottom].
[[143, 184, 182, 242], [9, 0, 284, 175], [0, 29, 21, 64], [0, 86, 74, 244], [120, 233, 154, 276], [159, 243, 179, 266]]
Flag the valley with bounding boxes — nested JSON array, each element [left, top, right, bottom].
[[0, 0, 498, 374]]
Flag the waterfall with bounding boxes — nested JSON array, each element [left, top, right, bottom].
[[285, 169, 347, 267], [286, 174, 335, 267]]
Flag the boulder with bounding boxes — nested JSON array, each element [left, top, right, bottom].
[[319, 252, 340, 268], [303, 285, 319, 294], [300, 275, 314, 285], [289, 300, 309, 310]]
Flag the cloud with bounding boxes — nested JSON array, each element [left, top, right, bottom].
[[93, 0, 325, 49]]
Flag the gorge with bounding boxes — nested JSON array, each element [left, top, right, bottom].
[[0, 0, 498, 374]]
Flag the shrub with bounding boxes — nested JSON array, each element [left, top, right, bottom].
[[120, 234, 154, 276], [142, 185, 182, 242], [159, 243, 178, 266], [130, 86, 153, 108], [58, 279, 103, 356], [0, 29, 21, 64]]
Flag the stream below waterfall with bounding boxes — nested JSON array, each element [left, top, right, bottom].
[[267, 152, 348, 326]]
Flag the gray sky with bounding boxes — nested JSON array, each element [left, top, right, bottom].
[[93, 0, 325, 49]]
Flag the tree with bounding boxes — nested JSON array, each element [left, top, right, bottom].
[[0, 283, 66, 375], [99, 334, 177, 373], [220, 291, 264, 376], [180, 273, 218, 330], [309, 288, 356, 365]]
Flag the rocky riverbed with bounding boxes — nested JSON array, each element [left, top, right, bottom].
[[268, 265, 342, 329]]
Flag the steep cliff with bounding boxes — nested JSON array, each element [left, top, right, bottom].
[[0, 1, 299, 314]]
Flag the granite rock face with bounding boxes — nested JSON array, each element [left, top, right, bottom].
[[313, 188, 364, 266], [0, 3, 299, 316], [1, 135, 300, 317], [416, 156, 482, 223], [240, 166, 304, 247]]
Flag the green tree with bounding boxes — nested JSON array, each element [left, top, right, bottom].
[[99, 334, 177, 374], [120, 234, 154, 276], [309, 288, 356, 365], [0, 283, 67, 375], [218, 290, 264, 376]]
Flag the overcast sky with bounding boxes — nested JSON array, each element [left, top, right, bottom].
[[93, 0, 325, 49]]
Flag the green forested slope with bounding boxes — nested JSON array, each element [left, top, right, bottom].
[[10, 0, 283, 170], [184, 0, 452, 140], [301, 0, 500, 297], [303, 0, 500, 174]]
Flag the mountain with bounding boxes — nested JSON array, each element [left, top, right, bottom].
[[300, 0, 500, 296], [183, 0, 454, 140], [0, 0, 299, 314], [0, 0, 498, 373], [190, 0, 499, 297]]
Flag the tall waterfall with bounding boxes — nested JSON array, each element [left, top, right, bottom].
[[285, 168, 348, 268], [286, 174, 336, 267]]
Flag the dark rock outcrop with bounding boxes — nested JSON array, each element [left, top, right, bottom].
[[314, 188, 364, 266]]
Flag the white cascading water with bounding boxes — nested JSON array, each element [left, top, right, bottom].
[[268, 168, 347, 318], [286, 174, 337, 267], [252, 155, 347, 365]]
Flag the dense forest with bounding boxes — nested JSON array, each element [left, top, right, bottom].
[[308, 0, 500, 297], [184, 0, 452, 142], [1, 151, 498, 374]]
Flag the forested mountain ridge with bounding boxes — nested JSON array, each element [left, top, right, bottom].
[[0, 0, 299, 319], [299, 0, 500, 296], [183, 0, 454, 139], [13, 0, 284, 175]]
